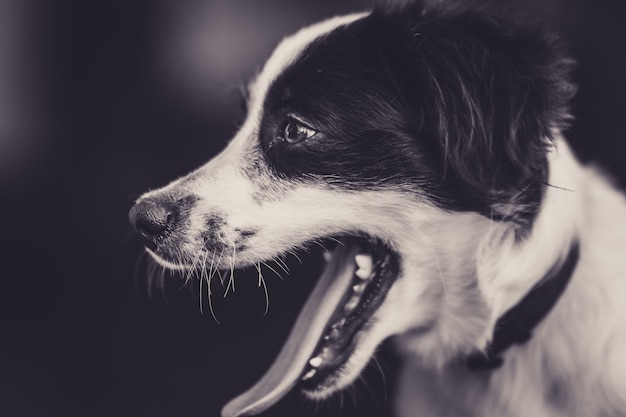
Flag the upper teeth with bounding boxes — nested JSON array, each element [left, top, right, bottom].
[[302, 252, 378, 383], [344, 296, 360, 312], [353, 283, 366, 293], [309, 356, 323, 368], [355, 254, 373, 279]]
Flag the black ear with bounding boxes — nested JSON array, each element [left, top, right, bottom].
[[374, 3, 576, 221]]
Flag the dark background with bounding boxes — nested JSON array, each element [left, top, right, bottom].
[[0, 1, 624, 416]]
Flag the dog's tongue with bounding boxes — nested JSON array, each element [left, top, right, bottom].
[[221, 243, 359, 417]]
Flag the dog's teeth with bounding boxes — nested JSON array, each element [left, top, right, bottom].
[[329, 327, 341, 339], [355, 269, 371, 280], [331, 318, 345, 330], [353, 283, 366, 294], [309, 356, 323, 368], [355, 254, 373, 279], [355, 254, 372, 270], [345, 296, 359, 312], [302, 369, 316, 380]]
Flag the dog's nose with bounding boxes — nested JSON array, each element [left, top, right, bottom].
[[128, 199, 177, 249]]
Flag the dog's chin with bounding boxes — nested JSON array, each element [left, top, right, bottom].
[[222, 235, 401, 417]]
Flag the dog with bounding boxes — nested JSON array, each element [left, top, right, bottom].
[[129, 2, 626, 416]]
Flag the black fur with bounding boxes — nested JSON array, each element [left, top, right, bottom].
[[259, 2, 575, 230]]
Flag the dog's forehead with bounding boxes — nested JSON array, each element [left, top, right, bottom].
[[246, 12, 368, 124]]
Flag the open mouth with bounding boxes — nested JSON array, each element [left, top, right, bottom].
[[222, 235, 400, 417]]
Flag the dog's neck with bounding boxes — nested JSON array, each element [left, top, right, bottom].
[[466, 241, 579, 369], [474, 136, 584, 356], [393, 136, 585, 370], [396, 135, 626, 417], [467, 137, 584, 368]]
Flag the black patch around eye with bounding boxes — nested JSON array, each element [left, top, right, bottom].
[[256, 3, 574, 229], [258, 17, 454, 204], [275, 118, 316, 146], [260, 24, 409, 173]]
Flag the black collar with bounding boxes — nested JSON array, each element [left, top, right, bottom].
[[466, 243, 580, 370]]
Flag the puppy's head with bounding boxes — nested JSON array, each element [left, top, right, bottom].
[[129, 3, 573, 416]]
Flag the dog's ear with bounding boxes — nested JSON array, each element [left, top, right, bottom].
[[373, 3, 576, 217]]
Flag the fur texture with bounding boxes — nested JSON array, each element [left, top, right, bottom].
[[129, 3, 626, 416]]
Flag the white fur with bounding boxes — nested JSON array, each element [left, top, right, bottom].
[[394, 140, 626, 417], [137, 11, 626, 417]]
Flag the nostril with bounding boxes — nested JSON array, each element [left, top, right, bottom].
[[136, 216, 165, 240], [129, 199, 177, 247]]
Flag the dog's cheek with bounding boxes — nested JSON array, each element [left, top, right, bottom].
[[383, 214, 496, 365], [378, 261, 445, 340]]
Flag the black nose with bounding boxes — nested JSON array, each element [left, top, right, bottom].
[[128, 199, 177, 249]]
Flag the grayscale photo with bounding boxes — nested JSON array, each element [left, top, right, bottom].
[[1, 0, 625, 416]]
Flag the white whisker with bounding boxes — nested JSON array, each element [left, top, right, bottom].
[[183, 249, 204, 288], [207, 250, 217, 281], [256, 262, 270, 316], [288, 250, 303, 264], [261, 261, 283, 280], [214, 248, 226, 287], [207, 251, 220, 324], [327, 236, 345, 247], [274, 257, 290, 275], [199, 250, 209, 314], [224, 245, 237, 297], [312, 240, 331, 252]]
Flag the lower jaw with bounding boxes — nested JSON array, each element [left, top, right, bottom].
[[299, 336, 360, 395], [300, 342, 362, 399], [296, 242, 400, 394], [301, 376, 345, 399]]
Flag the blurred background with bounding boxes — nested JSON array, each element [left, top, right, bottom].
[[0, 0, 624, 416]]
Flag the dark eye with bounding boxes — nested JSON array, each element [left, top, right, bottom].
[[281, 118, 317, 144]]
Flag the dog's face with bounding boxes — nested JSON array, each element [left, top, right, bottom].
[[129, 4, 573, 416]]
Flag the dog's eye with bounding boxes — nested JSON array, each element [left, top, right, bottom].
[[281, 118, 317, 144]]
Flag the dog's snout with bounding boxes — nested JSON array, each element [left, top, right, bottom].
[[129, 199, 177, 249]]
